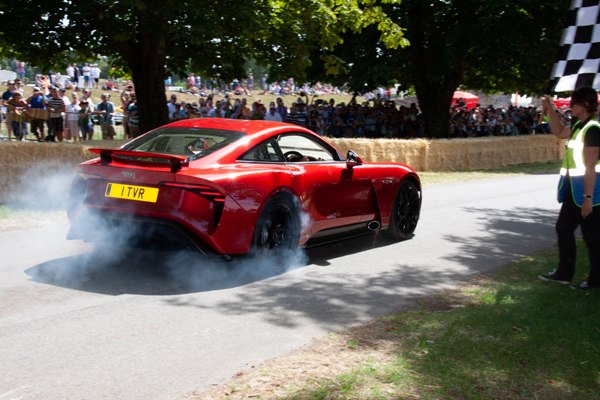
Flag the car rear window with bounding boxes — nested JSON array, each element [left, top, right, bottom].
[[121, 127, 245, 161]]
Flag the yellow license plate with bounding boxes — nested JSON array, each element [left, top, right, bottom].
[[105, 183, 159, 203]]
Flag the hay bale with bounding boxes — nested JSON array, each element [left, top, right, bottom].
[[526, 135, 565, 162], [426, 139, 471, 171], [330, 138, 429, 171], [425, 135, 563, 171], [332, 136, 563, 172], [0, 141, 126, 204], [0, 136, 564, 203], [0, 142, 88, 203]]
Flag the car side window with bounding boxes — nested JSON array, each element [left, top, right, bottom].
[[239, 140, 283, 162], [277, 134, 336, 162]]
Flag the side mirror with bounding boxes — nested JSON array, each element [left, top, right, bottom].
[[346, 150, 363, 168]]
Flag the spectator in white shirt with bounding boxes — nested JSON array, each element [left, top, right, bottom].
[[207, 101, 225, 118], [264, 102, 282, 122]]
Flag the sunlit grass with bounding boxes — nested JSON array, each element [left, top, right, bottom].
[[419, 160, 561, 185], [278, 242, 600, 400], [0, 203, 67, 231]]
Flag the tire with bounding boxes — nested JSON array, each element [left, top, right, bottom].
[[386, 180, 421, 241], [251, 194, 301, 257]]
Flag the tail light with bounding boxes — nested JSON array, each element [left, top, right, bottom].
[[161, 183, 225, 227]]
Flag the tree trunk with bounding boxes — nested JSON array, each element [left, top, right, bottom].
[[403, 0, 466, 138], [416, 89, 455, 138], [410, 63, 463, 138], [122, 34, 169, 134], [132, 64, 169, 134], [409, 47, 462, 138]]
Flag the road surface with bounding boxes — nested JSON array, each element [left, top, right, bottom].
[[0, 174, 560, 399]]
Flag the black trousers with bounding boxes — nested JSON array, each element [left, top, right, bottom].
[[555, 191, 600, 285]]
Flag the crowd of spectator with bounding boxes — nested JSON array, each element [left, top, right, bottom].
[[176, 74, 557, 138], [449, 102, 552, 137], [0, 76, 122, 142], [182, 73, 348, 98], [165, 90, 558, 139], [1, 63, 562, 142], [164, 92, 427, 138]]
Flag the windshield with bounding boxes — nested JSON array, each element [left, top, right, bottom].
[[121, 127, 245, 161]]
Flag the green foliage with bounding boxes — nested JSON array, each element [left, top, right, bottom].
[[107, 66, 131, 81], [262, 0, 408, 83], [299, 0, 570, 136], [457, 1, 570, 95], [0, 0, 402, 131], [0, 0, 571, 136]]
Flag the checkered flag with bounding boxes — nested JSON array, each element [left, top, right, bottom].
[[549, 0, 600, 92]]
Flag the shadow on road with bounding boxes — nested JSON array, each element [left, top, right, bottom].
[[24, 232, 398, 296], [153, 206, 558, 330], [25, 248, 302, 296], [442, 206, 556, 271], [25, 205, 557, 331]]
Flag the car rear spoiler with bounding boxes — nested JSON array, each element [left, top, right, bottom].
[[88, 148, 189, 173]]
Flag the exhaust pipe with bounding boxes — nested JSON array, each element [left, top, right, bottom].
[[367, 220, 381, 231]]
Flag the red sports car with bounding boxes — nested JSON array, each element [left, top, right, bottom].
[[67, 119, 421, 258]]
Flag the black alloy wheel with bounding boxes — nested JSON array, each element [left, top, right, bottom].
[[386, 180, 421, 241], [252, 194, 300, 256]]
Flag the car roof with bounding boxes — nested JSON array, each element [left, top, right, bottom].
[[153, 118, 332, 164], [164, 118, 293, 136]]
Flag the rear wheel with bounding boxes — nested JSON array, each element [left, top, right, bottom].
[[251, 194, 300, 257], [386, 180, 421, 241]]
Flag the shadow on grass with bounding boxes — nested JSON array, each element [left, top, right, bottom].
[[393, 259, 600, 399], [284, 244, 600, 400], [442, 206, 556, 272]]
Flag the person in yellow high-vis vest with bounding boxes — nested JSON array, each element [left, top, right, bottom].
[[539, 87, 600, 290]]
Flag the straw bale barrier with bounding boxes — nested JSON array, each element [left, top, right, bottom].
[[0, 135, 563, 203], [329, 135, 564, 171], [0, 140, 126, 204], [330, 138, 430, 171]]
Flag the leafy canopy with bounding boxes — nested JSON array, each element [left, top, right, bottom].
[[0, 0, 408, 131]]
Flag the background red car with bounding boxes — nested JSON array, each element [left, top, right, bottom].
[[67, 119, 421, 258]]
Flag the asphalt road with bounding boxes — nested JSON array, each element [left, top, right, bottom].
[[0, 174, 560, 400]]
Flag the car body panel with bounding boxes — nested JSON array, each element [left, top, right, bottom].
[[67, 119, 420, 255]]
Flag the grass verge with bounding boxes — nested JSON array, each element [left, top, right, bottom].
[[418, 160, 561, 185], [0, 204, 66, 231], [197, 242, 599, 400], [191, 160, 600, 399]]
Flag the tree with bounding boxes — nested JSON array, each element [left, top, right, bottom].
[[0, 0, 272, 133], [405, 0, 569, 137], [305, 0, 570, 137], [0, 0, 407, 134]]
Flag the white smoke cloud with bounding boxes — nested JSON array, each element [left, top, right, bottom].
[[7, 160, 75, 211], [17, 165, 310, 292]]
